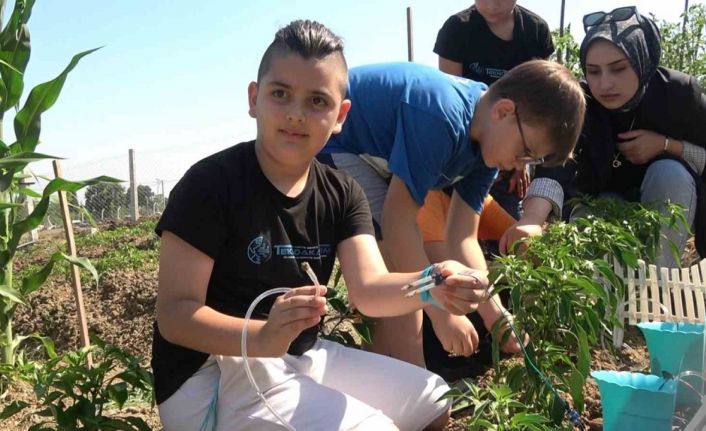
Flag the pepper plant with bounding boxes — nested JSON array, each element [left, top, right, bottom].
[[0, 0, 118, 367], [0, 337, 153, 431], [488, 197, 684, 425], [442, 380, 557, 431]]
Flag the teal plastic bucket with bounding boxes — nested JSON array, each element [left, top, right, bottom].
[[591, 370, 676, 431], [637, 322, 704, 376]]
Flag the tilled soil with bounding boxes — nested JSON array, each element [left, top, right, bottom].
[[2, 222, 657, 430]]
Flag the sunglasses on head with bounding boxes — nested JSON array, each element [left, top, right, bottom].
[[583, 6, 638, 32]]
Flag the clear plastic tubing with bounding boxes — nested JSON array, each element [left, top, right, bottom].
[[241, 287, 296, 431]]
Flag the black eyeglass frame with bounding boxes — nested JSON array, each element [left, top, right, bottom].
[[514, 109, 546, 166], [583, 6, 638, 32]]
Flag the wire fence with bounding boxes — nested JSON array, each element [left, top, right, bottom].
[[18, 137, 245, 243]]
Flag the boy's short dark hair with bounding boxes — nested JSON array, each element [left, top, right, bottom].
[[487, 60, 586, 166], [258, 20, 348, 94]]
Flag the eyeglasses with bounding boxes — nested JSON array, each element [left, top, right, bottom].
[[514, 109, 545, 166], [583, 6, 638, 32]]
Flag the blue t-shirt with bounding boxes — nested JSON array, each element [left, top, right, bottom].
[[324, 62, 498, 213]]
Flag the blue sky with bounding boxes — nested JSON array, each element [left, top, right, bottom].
[[20, 0, 702, 184]]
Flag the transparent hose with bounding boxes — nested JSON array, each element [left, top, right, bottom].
[[241, 287, 296, 431]]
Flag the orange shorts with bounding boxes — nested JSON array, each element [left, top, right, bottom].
[[417, 190, 516, 242]]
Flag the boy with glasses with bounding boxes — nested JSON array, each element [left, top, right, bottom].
[[319, 60, 585, 367]]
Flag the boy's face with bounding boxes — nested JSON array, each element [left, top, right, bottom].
[[248, 53, 350, 169], [475, 0, 516, 24], [479, 98, 554, 172]]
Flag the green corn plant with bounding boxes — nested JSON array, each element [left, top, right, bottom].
[[0, 0, 119, 367]]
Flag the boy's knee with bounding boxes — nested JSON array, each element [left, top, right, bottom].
[[423, 408, 450, 431]]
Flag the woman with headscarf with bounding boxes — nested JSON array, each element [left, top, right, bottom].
[[500, 7, 706, 267]]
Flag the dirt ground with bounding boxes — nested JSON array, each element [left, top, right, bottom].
[[2, 222, 667, 430]]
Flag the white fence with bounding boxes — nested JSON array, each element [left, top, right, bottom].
[[608, 258, 706, 347]]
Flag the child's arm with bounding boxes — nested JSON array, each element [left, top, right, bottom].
[[498, 196, 552, 254], [446, 193, 528, 353], [439, 57, 463, 76], [156, 231, 326, 358], [336, 232, 489, 317]]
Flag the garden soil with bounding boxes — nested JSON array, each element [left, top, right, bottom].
[[2, 222, 669, 430]]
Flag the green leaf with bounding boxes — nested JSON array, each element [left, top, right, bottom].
[[0, 284, 26, 305], [511, 412, 550, 426], [352, 322, 372, 345], [568, 367, 586, 413], [63, 254, 99, 286], [124, 417, 152, 431], [0, 151, 61, 169], [9, 175, 121, 255], [21, 251, 100, 296], [17, 187, 41, 198], [0, 0, 35, 111], [14, 47, 101, 153], [20, 251, 59, 296], [549, 396, 565, 425], [0, 400, 29, 419], [108, 382, 129, 408], [327, 297, 347, 314], [576, 326, 590, 379], [570, 276, 607, 301]]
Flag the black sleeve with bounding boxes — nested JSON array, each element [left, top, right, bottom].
[[434, 16, 467, 63], [337, 177, 375, 242], [156, 162, 230, 258], [686, 77, 706, 180], [538, 21, 555, 59]]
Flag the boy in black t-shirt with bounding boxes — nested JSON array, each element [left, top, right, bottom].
[[435, 1, 554, 85], [152, 20, 491, 431]]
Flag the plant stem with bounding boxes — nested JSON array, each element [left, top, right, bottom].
[[2, 314, 12, 366]]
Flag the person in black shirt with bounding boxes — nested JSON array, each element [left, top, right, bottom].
[[153, 20, 491, 431], [434, 1, 554, 85], [505, 9, 706, 267]]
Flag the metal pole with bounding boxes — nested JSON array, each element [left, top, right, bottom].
[[406, 7, 414, 62], [558, 0, 566, 64], [128, 149, 138, 223], [683, 0, 690, 33], [681, 0, 690, 69]]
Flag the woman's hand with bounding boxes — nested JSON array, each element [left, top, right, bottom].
[[255, 285, 327, 357], [617, 129, 667, 165]]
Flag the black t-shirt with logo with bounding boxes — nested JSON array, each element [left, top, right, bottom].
[[151, 140, 374, 404], [434, 5, 554, 85]]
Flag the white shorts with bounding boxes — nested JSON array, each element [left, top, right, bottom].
[[158, 339, 451, 431]]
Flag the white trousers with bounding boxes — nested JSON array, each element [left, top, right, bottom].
[[158, 339, 451, 431]]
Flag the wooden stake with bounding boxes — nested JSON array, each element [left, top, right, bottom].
[[53, 160, 92, 366]]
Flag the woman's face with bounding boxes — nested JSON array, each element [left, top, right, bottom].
[[584, 39, 640, 109]]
